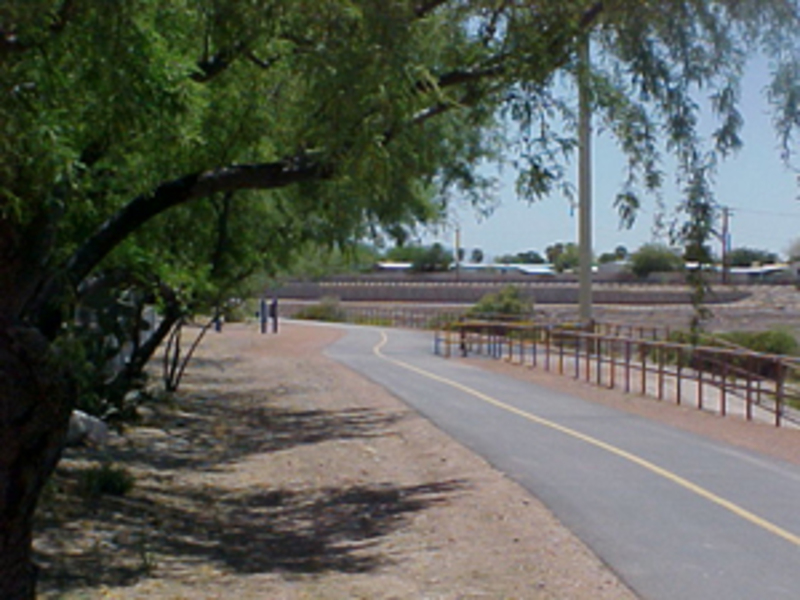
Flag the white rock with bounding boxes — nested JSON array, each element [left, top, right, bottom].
[[66, 410, 109, 447]]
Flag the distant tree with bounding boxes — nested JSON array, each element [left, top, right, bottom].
[[411, 243, 453, 272], [494, 249, 544, 264], [789, 239, 800, 262], [470, 248, 484, 264], [545, 243, 565, 265], [684, 242, 714, 264], [629, 244, 683, 278], [598, 252, 618, 264], [517, 250, 546, 264], [728, 247, 779, 267], [283, 242, 382, 278], [599, 245, 629, 264], [554, 243, 581, 272], [385, 245, 426, 263]]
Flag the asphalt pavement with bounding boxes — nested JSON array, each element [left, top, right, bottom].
[[325, 324, 800, 600]]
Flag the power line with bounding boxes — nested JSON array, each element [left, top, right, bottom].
[[726, 206, 800, 219]]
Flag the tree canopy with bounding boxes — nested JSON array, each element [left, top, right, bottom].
[[496, 249, 546, 264], [629, 243, 684, 278], [2, 1, 800, 597], [728, 247, 780, 266]]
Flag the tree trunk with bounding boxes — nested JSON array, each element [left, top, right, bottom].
[[0, 321, 73, 599]]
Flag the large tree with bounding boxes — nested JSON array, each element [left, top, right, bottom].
[[1, 1, 799, 596]]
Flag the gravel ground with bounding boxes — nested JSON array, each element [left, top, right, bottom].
[[36, 322, 636, 599]]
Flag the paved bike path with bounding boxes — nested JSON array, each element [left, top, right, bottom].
[[325, 325, 800, 600]]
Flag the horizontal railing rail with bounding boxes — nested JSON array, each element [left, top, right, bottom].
[[435, 320, 800, 428]]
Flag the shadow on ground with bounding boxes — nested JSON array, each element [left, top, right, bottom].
[[112, 391, 409, 471], [36, 475, 466, 596], [35, 373, 467, 596]]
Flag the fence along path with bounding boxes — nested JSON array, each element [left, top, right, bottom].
[[435, 320, 800, 429]]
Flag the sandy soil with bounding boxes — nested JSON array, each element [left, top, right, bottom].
[[34, 318, 800, 599]]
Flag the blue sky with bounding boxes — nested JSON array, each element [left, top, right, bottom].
[[423, 58, 800, 261]]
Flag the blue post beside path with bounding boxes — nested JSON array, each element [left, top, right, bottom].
[[260, 298, 267, 334]]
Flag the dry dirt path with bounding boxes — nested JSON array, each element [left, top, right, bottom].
[[37, 322, 635, 599]]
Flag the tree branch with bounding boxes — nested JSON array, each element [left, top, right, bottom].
[[414, 0, 451, 18], [580, 2, 604, 29], [65, 156, 324, 287], [244, 50, 283, 71], [191, 43, 246, 83]]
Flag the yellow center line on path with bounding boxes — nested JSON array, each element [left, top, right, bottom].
[[373, 330, 800, 547]]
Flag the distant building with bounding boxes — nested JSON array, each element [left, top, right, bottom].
[[458, 262, 556, 276], [375, 261, 413, 271], [728, 263, 795, 283]]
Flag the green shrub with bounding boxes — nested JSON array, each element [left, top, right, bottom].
[[717, 330, 799, 356], [292, 297, 346, 322], [668, 328, 799, 357], [467, 285, 533, 319], [629, 244, 683, 278], [223, 298, 259, 323], [79, 463, 135, 498]]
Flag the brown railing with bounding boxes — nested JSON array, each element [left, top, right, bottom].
[[435, 320, 800, 428]]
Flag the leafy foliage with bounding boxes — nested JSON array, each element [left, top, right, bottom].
[[728, 247, 779, 267], [545, 242, 581, 272], [3, 2, 800, 590], [280, 242, 382, 280], [496, 249, 546, 264], [385, 243, 453, 272], [629, 243, 684, 278], [788, 238, 800, 262], [669, 328, 799, 356], [719, 330, 799, 356], [468, 285, 534, 319], [78, 463, 135, 498]]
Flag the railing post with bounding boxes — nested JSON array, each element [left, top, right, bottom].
[[745, 370, 752, 421], [676, 346, 683, 406], [545, 328, 551, 371], [640, 341, 647, 396], [776, 359, 785, 427], [625, 339, 631, 393], [609, 338, 616, 390], [596, 336, 602, 386], [574, 333, 580, 379], [585, 334, 591, 382], [720, 351, 728, 417], [697, 350, 704, 410]]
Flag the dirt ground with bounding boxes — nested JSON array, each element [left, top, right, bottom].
[[34, 317, 800, 599]]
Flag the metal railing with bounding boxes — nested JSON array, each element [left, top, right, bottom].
[[435, 320, 800, 428]]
